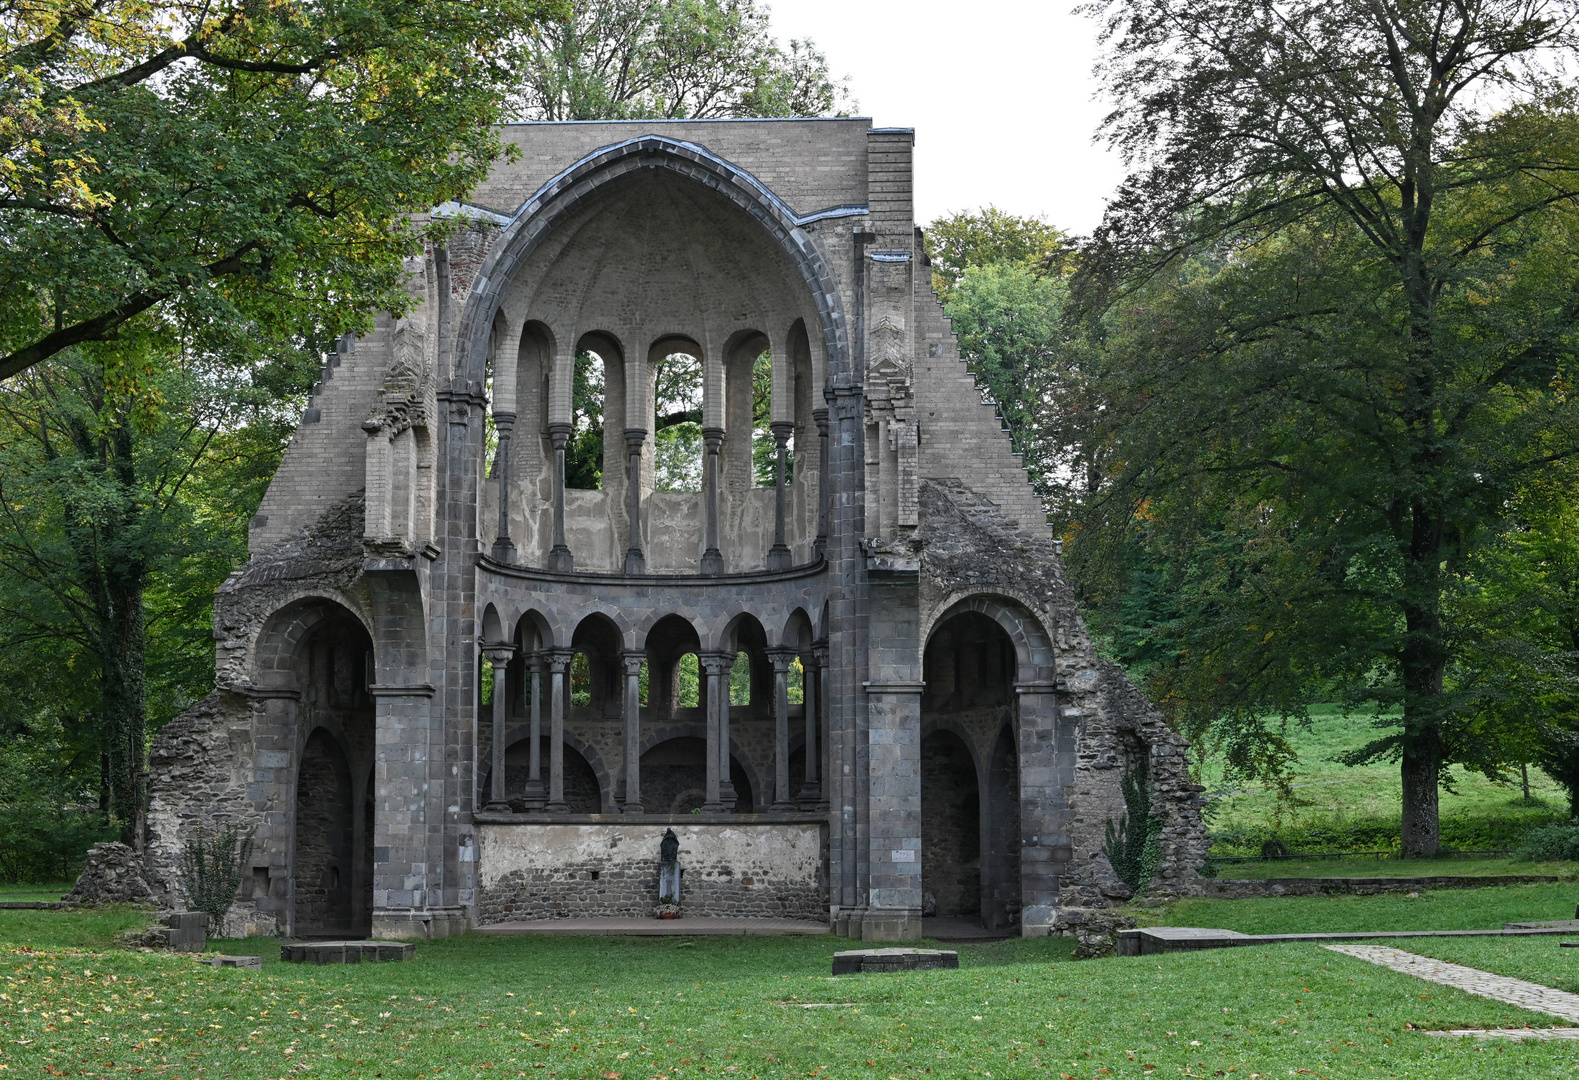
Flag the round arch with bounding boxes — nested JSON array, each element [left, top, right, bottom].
[[453, 136, 850, 389], [923, 592, 1055, 683]]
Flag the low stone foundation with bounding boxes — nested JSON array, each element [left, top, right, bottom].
[[476, 816, 827, 923], [1201, 874, 1559, 899]]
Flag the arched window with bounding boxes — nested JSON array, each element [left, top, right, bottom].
[[674, 652, 700, 708], [730, 651, 751, 706], [652, 350, 703, 492], [566, 348, 605, 490], [751, 349, 790, 486]]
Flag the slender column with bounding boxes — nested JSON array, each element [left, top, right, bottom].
[[700, 427, 724, 575], [622, 652, 645, 812], [768, 647, 797, 810], [522, 651, 546, 811], [813, 641, 831, 812], [546, 424, 572, 571], [701, 652, 736, 810], [483, 645, 516, 810], [702, 652, 723, 811], [813, 408, 830, 560], [797, 650, 820, 809], [491, 414, 517, 562], [623, 429, 647, 574], [767, 421, 794, 570], [545, 649, 572, 811]]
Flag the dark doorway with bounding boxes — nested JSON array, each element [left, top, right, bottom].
[[920, 730, 980, 919]]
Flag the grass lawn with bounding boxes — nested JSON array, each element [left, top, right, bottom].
[[1390, 936, 1579, 995], [1151, 882, 1579, 935], [0, 881, 73, 903], [5, 903, 1579, 1080], [1213, 856, 1579, 880], [1202, 705, 1567, 853]]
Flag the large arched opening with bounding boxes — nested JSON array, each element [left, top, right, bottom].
[[921, 609, 1021, 931], [287, 604, 375, 938]]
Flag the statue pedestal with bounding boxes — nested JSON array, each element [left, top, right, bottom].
[[659, 860, 681, 903]]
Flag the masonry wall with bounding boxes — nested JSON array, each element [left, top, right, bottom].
[[476, 820, 827, 922]]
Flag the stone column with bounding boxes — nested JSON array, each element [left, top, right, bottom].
[[483, 644, 516, 811], [545, 649, 572, 811], [621, 651, 645, 813], [700, 652, 735, 810], [623, 429, 647, 574], [700, 427, 724, 575], [813, 407, 829, 560], [547, 424, 572, 571], [814, 641, 831, 812], [768, 421, 794, 571], [702, 651, 724, 811], [522, 652, 546, 811], [768, 647, 797, 810], [491, 414, 516, 563], [797, 650, 821, 809]]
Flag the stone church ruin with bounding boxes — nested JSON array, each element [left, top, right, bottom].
[[145, 118, 1208, 941]]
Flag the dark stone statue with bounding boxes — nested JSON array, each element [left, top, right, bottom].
[[660, 828, 679, 863]]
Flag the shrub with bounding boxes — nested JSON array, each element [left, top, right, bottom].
[[1514, 822, 1579, 862], [1103, 756, 1162, 892], [178, 822, 254, 927]]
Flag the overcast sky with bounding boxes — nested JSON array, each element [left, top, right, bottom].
[[766, 0, 1126, 234]]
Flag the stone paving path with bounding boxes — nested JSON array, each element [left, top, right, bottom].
[[1325, 943, 1579, 1038]]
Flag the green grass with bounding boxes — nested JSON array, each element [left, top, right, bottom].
[[5, 905, 1579, 1079], [0, 880, 72, 902], [1213, 856, 1579, 880], [1203, 705, 1568, 855], [1150, 882, 1579, 936]]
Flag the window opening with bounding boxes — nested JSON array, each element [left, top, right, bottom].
[[788, 656, 804, 705], [674, 653, 700, 708], [566, 349, 605, 489], [639, 659, 650, 708], [729, 651, 751, 706], [570, 652, 592, 707], [752, 350, 777, 486], [653, 351, 703, 491]]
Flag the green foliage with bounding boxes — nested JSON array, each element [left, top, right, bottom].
[[1515, 823, 1579, 862], [510, 0, 852, 122], [652, 351, 703, 492], [925, 206, 1069, 298], [674, 653, 700, 708], [177, 822, 255, 928], [564, 350, 605, 490], [1102, 756, 1161, 891], [729, 652, 750, 706], [0, 716, 116, 883], [1, 0, 569, 382]]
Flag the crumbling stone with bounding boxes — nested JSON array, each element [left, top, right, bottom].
[[64, 842, 154, 907], [1057, 907, 1139, 960]]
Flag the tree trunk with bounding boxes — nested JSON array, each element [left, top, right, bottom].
[[101, 570, 147, 844], [1399, 723, 1443, 857]]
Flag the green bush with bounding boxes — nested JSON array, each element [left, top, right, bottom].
[[1514, 822, 1579, 861], [178, 822, 255, 927], [1208, 808, 1566, 857], [1104, 756, 1162, 892]]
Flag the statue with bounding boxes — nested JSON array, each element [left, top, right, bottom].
[[657, 828, 682, 917]]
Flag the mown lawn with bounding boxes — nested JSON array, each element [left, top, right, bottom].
[[5, 901, 1579, 1079], [1212, 856, 1579, 880]]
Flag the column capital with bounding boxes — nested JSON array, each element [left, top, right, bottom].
[[491, 410, 517, 427], [766, 645, 798, 672], [622, 651, 646, 676], [623, 427, 649, 450], [701, 426, 725, 446], [812, 407, 829, 435], [547, 421, 572, 447], [770, 420, 795, 445], [482, 643, 517, 667], [544, 647, 575, 673], [698, 651, 734, 676]]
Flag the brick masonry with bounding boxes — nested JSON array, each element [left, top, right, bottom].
[[143, 118, 1208, 944]]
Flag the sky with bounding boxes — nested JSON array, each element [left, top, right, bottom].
[[765, 0, 1127, 234]]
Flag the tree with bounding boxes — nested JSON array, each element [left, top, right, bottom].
[[1071, 0, 1579, 849], [925, 206, 1070, 299], [508, 0, 850, 121], [0, 341, 312, 840], [1, 0, 569, 383]]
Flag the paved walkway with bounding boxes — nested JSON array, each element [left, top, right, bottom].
[[1325, 943, 1579, 1034], [475, 917, 828, 936]]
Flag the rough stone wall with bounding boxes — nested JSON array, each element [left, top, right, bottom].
[[917, 478, 1209, 908], [919, 733, 979, 917], [477, 821, 825, 921]]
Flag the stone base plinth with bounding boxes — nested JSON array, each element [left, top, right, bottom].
[[832, 948, 958, 974]]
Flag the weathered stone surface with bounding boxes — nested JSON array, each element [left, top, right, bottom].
[[1056, 906, 1140, 959], [65, 843, 154, 907], [832, 948, 959, 974], [198, 954, 262, 971], [279, 941, 415, 964], [141, 118, 1207, 946]]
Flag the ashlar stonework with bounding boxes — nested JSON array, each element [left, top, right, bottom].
[[143, 118, 1208, 941]]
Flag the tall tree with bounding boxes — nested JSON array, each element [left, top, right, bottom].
[[509, 0, 850, 121], [926, 206, 1070, 299], [1, 0, 568, 383], [0, 341, 312, 839], [1075, 0, 1579, 853]]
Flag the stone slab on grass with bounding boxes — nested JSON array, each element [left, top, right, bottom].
[[198, 955, 262, 971], [279, 941, 416, 964], [832, 948, 958, 975]]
